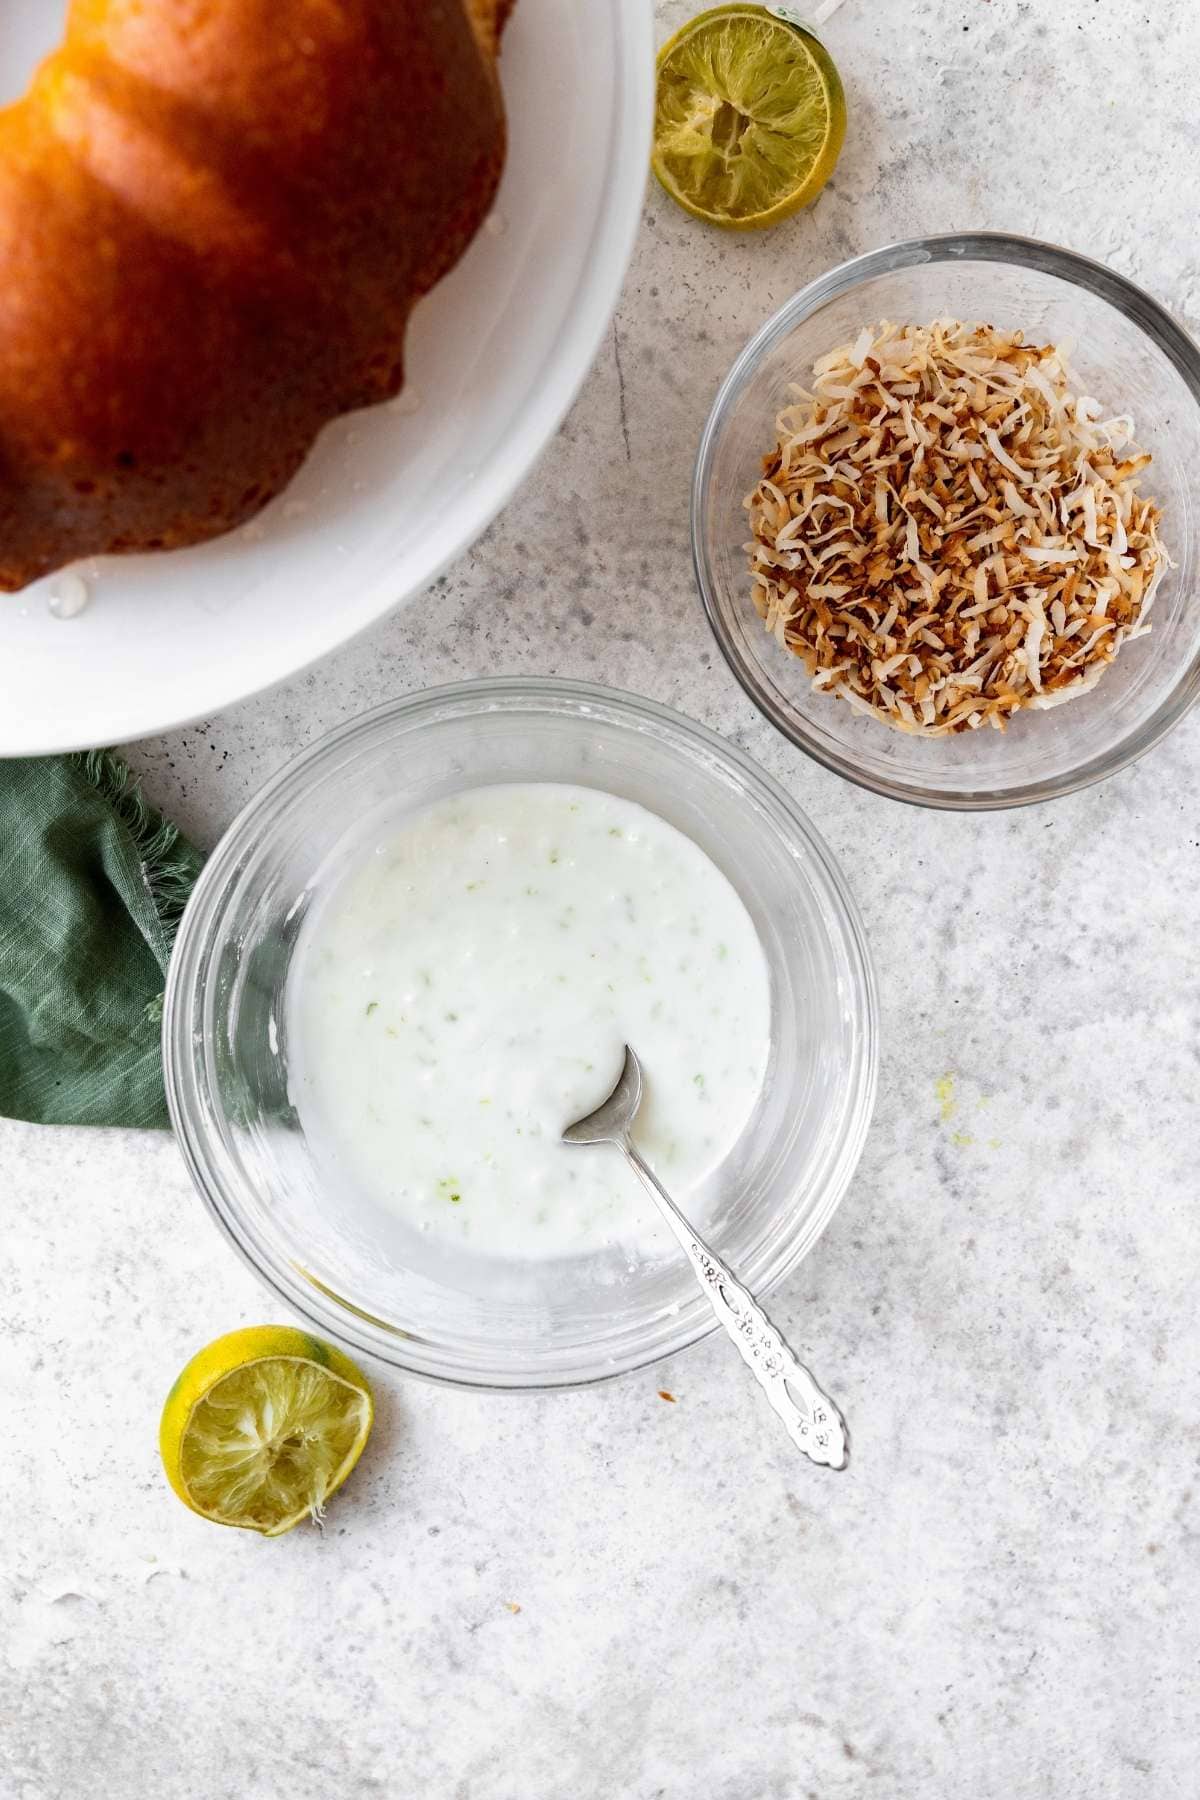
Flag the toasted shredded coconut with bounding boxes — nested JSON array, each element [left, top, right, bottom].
[[745, 320, 1170, 736]]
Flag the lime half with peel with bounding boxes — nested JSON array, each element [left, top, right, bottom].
[[160, 1326, 374, 1537], [654, 4, 847, 229]]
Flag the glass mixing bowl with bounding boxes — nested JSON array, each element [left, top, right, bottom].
[[164, 679, 877, 1390], [693, 234, 1200, 810]]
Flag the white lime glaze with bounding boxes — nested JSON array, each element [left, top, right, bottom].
[[287, 783, 770, 1260]]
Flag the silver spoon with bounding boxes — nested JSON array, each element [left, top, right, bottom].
[[563, 1045, 848, 1470]]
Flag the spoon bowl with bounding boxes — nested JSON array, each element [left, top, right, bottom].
[[561, 1044, 644, 1145]]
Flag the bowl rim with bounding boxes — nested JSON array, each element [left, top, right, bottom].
[[163, 676, 880, 1391], [692, 230, 1200, 812]]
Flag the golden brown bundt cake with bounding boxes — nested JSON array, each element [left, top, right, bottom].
[[468, 0, 517, 58], [0, 0, 512, 592]]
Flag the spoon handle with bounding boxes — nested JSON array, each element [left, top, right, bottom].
[[622, 1141, 848, 1470]]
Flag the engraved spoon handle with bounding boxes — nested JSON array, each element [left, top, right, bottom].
[[621, 1140, 848, 1470]]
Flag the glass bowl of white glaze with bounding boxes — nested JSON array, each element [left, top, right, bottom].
[[164, 678, 877, 1390], [695, 234, 1200, 810]]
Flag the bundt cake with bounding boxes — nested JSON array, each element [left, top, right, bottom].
[[0, 0, 514, 592]]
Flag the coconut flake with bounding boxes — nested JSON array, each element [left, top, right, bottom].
[[745, 319, 1168, 737], [984, 428, 1032, 484]]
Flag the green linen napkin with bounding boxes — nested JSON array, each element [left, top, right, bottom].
[[0, 752, 203, 1129]]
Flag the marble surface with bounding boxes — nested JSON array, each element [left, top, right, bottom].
[[4, 2, 1200, 1795]]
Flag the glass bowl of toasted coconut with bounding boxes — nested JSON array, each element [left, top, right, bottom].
[[694, 233, 1200, 810]]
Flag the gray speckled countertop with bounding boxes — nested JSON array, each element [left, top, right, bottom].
[[5, 3, 1200, 1796]]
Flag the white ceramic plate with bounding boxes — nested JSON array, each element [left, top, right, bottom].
[[0, 2, 653, 755]]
